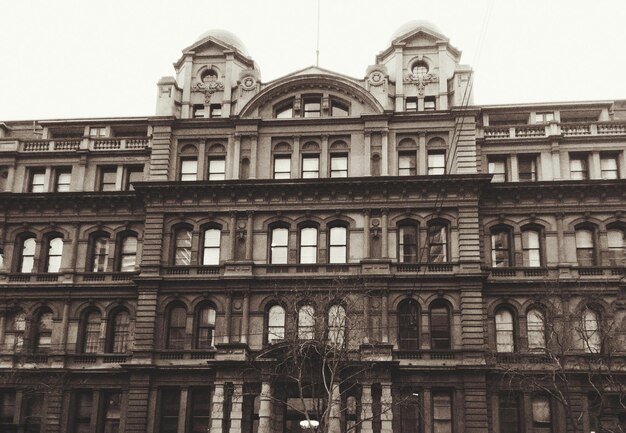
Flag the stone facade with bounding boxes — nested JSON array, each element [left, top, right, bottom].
[[0, 21, 625, 433]]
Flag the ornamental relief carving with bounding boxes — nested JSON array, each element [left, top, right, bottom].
[[193, 80, 225, 103], [404, 72, 438, 95], [368, 71, 386, 87]]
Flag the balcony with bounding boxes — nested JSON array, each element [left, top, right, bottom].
[[485, 266, 624, 279], [483, 121, 626, 140], [0, 137, 152, 153], [0, 271, 138, 285]]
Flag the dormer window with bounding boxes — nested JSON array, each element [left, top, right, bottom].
[[535, 112, 554, 124], [275, 100, 294, 118], [411, 61, 429, 77], [201, 69, 218, 84], [303, 96, 322, 118]]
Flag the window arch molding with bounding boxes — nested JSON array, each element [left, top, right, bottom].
[[170, 223, 195, 266], [520, 223, 545, 268], [193, 301, 218, 349], [105, 307, 132, 354], [13, 232, 38, 273], [164, 301, 188, 350], [115, 230, 139, 272], [489, 224, 515, 268]]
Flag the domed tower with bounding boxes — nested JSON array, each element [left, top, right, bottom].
[[156, 29, 260, 118], [372, 20, 472, 112]]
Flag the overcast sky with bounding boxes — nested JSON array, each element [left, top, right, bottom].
[[1, 0, 625, 121]]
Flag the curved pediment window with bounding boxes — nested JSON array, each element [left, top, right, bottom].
[[275, 99, 294, 118], [273, 94, 351, 118]]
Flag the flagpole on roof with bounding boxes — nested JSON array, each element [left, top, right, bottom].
[[316, 0, 321, 66]]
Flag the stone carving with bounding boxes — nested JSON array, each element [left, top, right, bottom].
[[368, 71, 385, 87], [404, 72, 438, 95], [240, 75, 256, 91], [193, 80, 225, 103]]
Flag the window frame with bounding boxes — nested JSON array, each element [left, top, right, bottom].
[[490, 227, 513, 267], [398, 151, 417, 176], [600, 153, 619, 179], [430, 300, 451, 350], [90, 233, 110, 273], [166, 305, 187, 350], [124, 165, 144, 191], [298, 225, 318, 264], [33, 309, 54, 353], [269, 225, 289, 265], [607, 225, 626, 266], [266, 304, 286, 344], [194, 304, 216, 349], [43, 234, 64, 273], [575, 225, 597, 266], [521, 227, 543, 267], [273, 154, 292, 179], [328, 224, 348, 264], [207, 157, 226, 181], [28, 168, 46, 193], [432, 391, 453, 433], [488, 156, 508, 182], [302, 95, 322, 118], [427, 221, 449, 263], [518, 154, 538, 181], [397, 299, 420, 351], [173, 226, 193, 266], [106, 309, 131, 354], [569, 154, 589, 180], [98, 166, 118, 191], [297, 304, 316, 340], [427, 151, 446, 175], [495, 307, 516, 353], [79, 309, 102, 354], [398, 220, 419, 263], [201, 226, 221, 266], [527, 308, 547, 351], [301, 154, 320, 178], [116, 233, 138, 272], [329, 153, 348, 178], [179, 157, 198, 181], [17, 235, 37, 273], [54, 167, 72, 192]]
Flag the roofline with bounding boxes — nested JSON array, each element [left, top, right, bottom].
[[479, 100, 615, 111], [262, 65, 364, 87]]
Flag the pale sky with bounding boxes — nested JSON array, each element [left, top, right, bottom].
[[1, 0, 625, 121]]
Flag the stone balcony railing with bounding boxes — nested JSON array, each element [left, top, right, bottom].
[[0, 271, 139, 285], [0, 137, 151, 153], [485, 266, 625, 279], [483, 121, 626, 140], [0, 344, 131, 368]]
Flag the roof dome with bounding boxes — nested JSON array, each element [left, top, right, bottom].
[[195, 29, 250, 56], [389, 20, 443, 43]]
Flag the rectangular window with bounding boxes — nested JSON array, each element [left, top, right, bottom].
[[398, 225, 418, 263], [488, 157, 507, 182], [518, 155, 537, 181], [406, 97, 418, 111], [270, 227, 289, 264], [600, 154, 619, 179], [491, 231, 511, 267], [72, 391, 92, 433], [532, 395, 552, 433], [303, 96, 321, 118], [535, 112, 554, 124], [29, 169, 46, 192], [428, 225, 448, 263], [302, 155, 320, 178], [208, 157, 226, 180], [192, 104, 206, 118], [188, 388, 211, 433], [424, 96, 436, 111], [432, 392, 453, 433], [328, 226, 347, 264], [100, 391, 122, 433], [499, 394, 521, 433], [330, 154, 348, 177], [180, 158, 198, 181], [125, 166, 144, 191], [398, 152, 417, 176], [54, 168, 72, 192], [158, 389, 180, 433], [569, 154, 589, 180], [299, 227, 318, 264], [99, 167, 118, 191], [0, 390, 15, 431], [89, 127, 106, 137], [428, 151, 446, 175], [273, 155, 291, 179], [209, 104, 222, 118]]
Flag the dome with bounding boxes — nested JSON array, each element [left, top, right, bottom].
[[195, 29, 250, 56], [389, 20, 443, 44]]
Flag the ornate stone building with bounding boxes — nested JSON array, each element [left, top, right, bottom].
[[0, 20, 625, 433]]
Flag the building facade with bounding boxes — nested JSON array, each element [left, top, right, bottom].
[[0, 21, 625, 433]]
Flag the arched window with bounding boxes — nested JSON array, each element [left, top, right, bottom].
[[174, 227, 193, 266], [327, 304, 346, 346], [118, 234, 138, 272], [299, 226, 318, 264], [575, 226, 596, 266], [398, 221, 418, 263], [91, 234, 110, 272], [179, 145, 199, 181], [398, 299, 419, 350], [80, 310, 102, 354], [491, 227, 512, 267], [18, 236, 36, 273], [270, 226, 289, 264], [495, 308, 515, 353], [195, 305, 216, 349], [428, 222, 448, 263], [44, 236, 63, 273], [345, 395, 359, 433], [107, 310, 130, 354], [202, 228, 221, 266], [328, 226, 347, 264], [582, 308, 601, 354], [607, 227, 626, 266], [527, 308, 546, 350], [521, 228, 542, 267], [298, 305, 315, 340], [33, 310, 53, 352], [267, 305, 286, 344], [430, 301, 451, 350], [167, 306, 187, 350], [411, 61, 429, 77], [4, 312, 25, 350]]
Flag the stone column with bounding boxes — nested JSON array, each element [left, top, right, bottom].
[[363, 209, 370, 259], [245, 211, 254, 260], [177, 388, 189, 433], [360, 384, 374, 433], [381, 130, 389, 176], [380, 383, 393, 433], [249, 134, 258, 179], [229, 382, 244, 433], [381, 292, 389, 344], [258, 382, 272, 433], [241, 293, 249, 345], [232, 134, 241, 179], [363, 132, 371, 175], [328, 383, 341, 433], [224, 296, 232, 344], [381, 209, 389, 258], [209, 384, 226, 433], [320, 135, 329, 177], [59, 300, 70, 349], [418, 133, 427, 175], [556, 212, 566, 265], [292, 135, 301, 178], [229, 212, 237, 261]]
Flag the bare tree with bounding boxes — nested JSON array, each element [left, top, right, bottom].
[[493, 279, 626, 433], [248, 278, 397, 433]]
